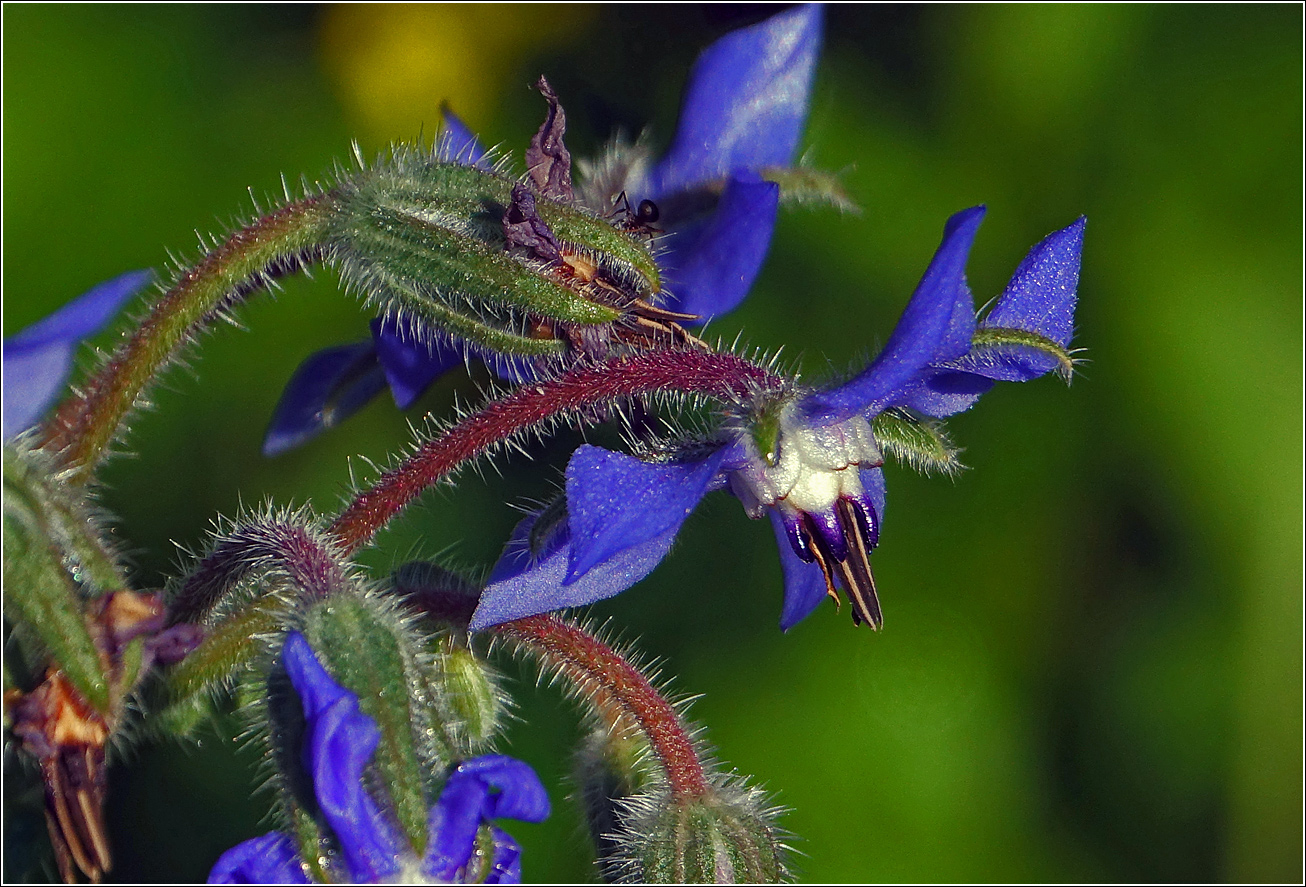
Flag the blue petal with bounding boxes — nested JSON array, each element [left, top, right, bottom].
[[470, 511, 679, 630], [208, 832, 310, 884], [566, 445, 725, 582], [984, 217, 1084, 345], [5, 270, 152, 349], [371, 317, 466, 409], [802, 206, 987, 423], [282, 632, 401, 883], [422, 755, 548, 881], [485, 826, 523, 884], [861, 465, 887, 526], [440, 107, 490, 168], [3, 270, 152, 437], [973, 216, 1085, 381], [262, 342, 388, 456], [659, 173, 780, 320], [3, 343, 75, 439], [455, 755, 550, 823], [649, 4, 822, 196], [769, 511, 830, 632], [901, 370, 996, 418], [423, 768, 488, 881]]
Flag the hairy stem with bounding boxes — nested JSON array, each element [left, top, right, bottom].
[[169, 517, 353, 625], [42, 194, 337, 479], [496, 614, 708, 800], [329, 348, 785, 552]]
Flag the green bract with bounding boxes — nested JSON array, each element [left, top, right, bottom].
[[328, 153, 662, 360]]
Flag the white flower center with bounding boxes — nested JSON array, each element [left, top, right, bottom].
[[730, 404, 882, 518]]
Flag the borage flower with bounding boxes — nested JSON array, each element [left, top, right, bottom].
[[209, 632, 548, 884], [262, 4, 823, 455], [2, 270, 152, 438], [470, 208, 1085, 632]]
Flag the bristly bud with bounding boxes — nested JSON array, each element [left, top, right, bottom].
[[324, 133, 672, 369], [387, 560, 508, 750], [575, 726, 656, 876], [612, 785, 788, 883], [4, 441, 122, 713], [293, 593, 449, 857]]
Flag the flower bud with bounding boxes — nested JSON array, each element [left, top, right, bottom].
[[618, 786, 787, 883], [327, 155, 664, 362], [3, 440, 123, 713], [292, 592, 451, 854]]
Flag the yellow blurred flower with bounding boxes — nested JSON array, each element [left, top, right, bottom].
[[320, 3, 596, 143]]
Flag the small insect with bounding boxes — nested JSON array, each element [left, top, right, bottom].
[[610, 191, 662, 237]]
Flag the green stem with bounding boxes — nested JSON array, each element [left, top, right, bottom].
[[41, 193, 337, 479]]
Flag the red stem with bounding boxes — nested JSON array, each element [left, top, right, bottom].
[[496, 614, 708, 800], [329, 348, 782, 553]]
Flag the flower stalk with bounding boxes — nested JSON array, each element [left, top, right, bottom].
[[494, 614, 708, 801], [329, 348, 786, 553], [41, 195, 336, 478]]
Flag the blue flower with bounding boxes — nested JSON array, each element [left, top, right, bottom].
[[2, 270, 152, 439], [209, 632, 549, 884], [263, 4, 823, 455], [618, 2, 823, 320], [469, 208, 1085, 632]]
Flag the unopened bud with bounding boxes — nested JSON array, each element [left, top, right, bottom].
[[622, 786, 787, 884], [328, 157, 662, 362]]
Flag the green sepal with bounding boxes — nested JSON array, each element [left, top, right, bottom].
[[4, 441, 126, 595], [461, 823, 503, 884], [764, 164, 859, 213], [302, 594, 434, 856], [576, 727, 655, 873], [116, 637, 148, 698], [535, 200, 661, 294], [749, 399, 786, 467], [2, 519, 108, 711], [432, 641, 503, 753], [331, 158, 661, 360], [872, 408, 963, 476], [381, 274, 567, 360], [972, 325, 1075, 379], [289, 805, 330, 883], [635, 790, 786, 883], [3, 449, 110, 712]]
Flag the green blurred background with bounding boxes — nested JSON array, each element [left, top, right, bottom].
[[4, 4, 1301, 883]]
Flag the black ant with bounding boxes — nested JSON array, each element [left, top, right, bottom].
[[610, 191, 662, 237]]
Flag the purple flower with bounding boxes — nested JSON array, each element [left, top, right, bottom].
[[470, 209, 1085, 632], [209, 632, 549, 884], [2, 270, 152, 439], [264, 5, 822, 455]]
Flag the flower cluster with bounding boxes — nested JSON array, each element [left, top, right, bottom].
[[3, 4, 1086, 884]]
